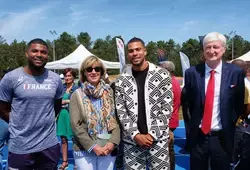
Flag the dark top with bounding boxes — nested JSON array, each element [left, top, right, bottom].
[[132, 66, 149, 134], [62, 83, 78, 110], [181, 86, 191, 123], [63, 83, 79, 98]]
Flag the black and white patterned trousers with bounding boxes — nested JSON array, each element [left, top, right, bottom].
[[123, 139, 170, 170]]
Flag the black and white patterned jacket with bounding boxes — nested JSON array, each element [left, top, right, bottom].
[[115, 62, 173, 145]]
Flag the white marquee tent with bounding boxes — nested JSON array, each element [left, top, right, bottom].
[[45, 44, 121, 70], [234, 51, 250, 61]]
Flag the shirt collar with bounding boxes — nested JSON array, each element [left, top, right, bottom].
[[63, 83, 78, 92], [205, 60, 222, 74]]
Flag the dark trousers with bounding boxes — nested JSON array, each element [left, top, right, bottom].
[[8, 143, 60, 170], [190, 130, 231, 170], [115, 141, 124, 170], [233, 124, 245, 164], [234, 124, 250, 170], [183, 119, 191, 151], [182, 107, 191, 151], [169, 129, 175, 170], [181, 87, 191, 151]]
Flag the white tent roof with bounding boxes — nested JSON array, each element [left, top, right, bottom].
[[45, 44, 121, 69], [234, 51, 250, 61]]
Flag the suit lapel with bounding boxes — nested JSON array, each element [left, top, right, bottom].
[[220, 62, 229, 104], [199, 63, 206, 106]]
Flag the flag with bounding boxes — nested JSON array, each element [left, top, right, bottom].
[[116, 38, 126, 73], [157, 49, 166, 63], [179, 51, 190, 85]]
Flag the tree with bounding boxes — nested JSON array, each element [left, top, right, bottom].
[[0, 39, 27, 70], [77, 32, 92, 50], [1, 32, 249, 76], [55, 32, 77, 60], [45, 39, 54, 62], [146, 41, 158, 64], [92, 35, 121, 74], [0, 35, 6, 44], [92, 38, 108, 61], [166, 39, 182, 76], [225, 35, 250, 60], [156, 40, 167, 51], [92, 35, 118, 62], [243, 41, 250, 54], [9, 40, 27, 68], [181, 38, 202, 66], [0, 43, 11, 70]]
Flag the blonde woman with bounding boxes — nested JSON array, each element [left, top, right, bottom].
[[69, 56, 120, 170]]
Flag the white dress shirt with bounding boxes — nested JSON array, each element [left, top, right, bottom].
[[200, 61, 222, 130]]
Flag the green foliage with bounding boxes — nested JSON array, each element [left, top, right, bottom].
[[166, 40, 182, 76], [55, 32, 77, 60], [0, 43, 11, 70], [181, 38, 203, 66], [92, 35, 118, 62], [0, 35, 6, 44], [77, 32, 92, 50], [45, 39, 54, 62], [146, 41, 158, 64], [0, 32, 250, 77], [225, 35, 250, 60], [0, 39, 27, 71]]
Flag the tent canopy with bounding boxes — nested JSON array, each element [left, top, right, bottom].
[[234, 51, 250, 61], [45, 44, 120, 70]]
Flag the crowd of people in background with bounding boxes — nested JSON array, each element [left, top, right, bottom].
[[0, 31, 250, 170]]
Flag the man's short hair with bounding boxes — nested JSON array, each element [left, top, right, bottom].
[[231, 59, 246, 65], [203, 32, 227, 48], [127, 37, 145, 47], [246, 66, 250, 74], [160, 61, 175, 73], [63, 68, 77, 78], [231, 59, 246, 71], [27, 38, 48, 50]]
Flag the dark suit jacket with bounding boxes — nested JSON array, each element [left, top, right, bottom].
[[184, 61, 245, 154]]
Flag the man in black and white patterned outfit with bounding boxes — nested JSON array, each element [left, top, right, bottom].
[[115, 37, 173, 170]]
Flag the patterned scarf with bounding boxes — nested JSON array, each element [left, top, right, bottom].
[[82, 80, 117, 135]]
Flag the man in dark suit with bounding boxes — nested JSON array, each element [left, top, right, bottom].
[[185, 32, 245, 170], [179, 86, 191, 154]]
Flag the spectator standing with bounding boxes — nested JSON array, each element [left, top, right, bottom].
[[57, 68, 78, 169], [115, 37, 173, 170], [70, 56, 120, 170], [160, 61, 181, 170], [185, 32, 245, 170], [0, 38, 64, 170], [231, 59, 250, 170]]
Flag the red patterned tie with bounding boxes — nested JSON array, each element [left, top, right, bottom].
[[201, 70, 215, 134]]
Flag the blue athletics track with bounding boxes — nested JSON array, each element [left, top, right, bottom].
[[1, 120, 189, 170]]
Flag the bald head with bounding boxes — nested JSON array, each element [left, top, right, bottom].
[[160, 61, 175, 75], [231, 59, 246, 70]]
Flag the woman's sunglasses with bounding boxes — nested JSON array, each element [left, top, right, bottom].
[[86, 67, 102, 73]]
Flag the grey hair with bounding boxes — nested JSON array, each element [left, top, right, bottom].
[[160, 61, 175, 73], [203, 32, 227, 48]]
